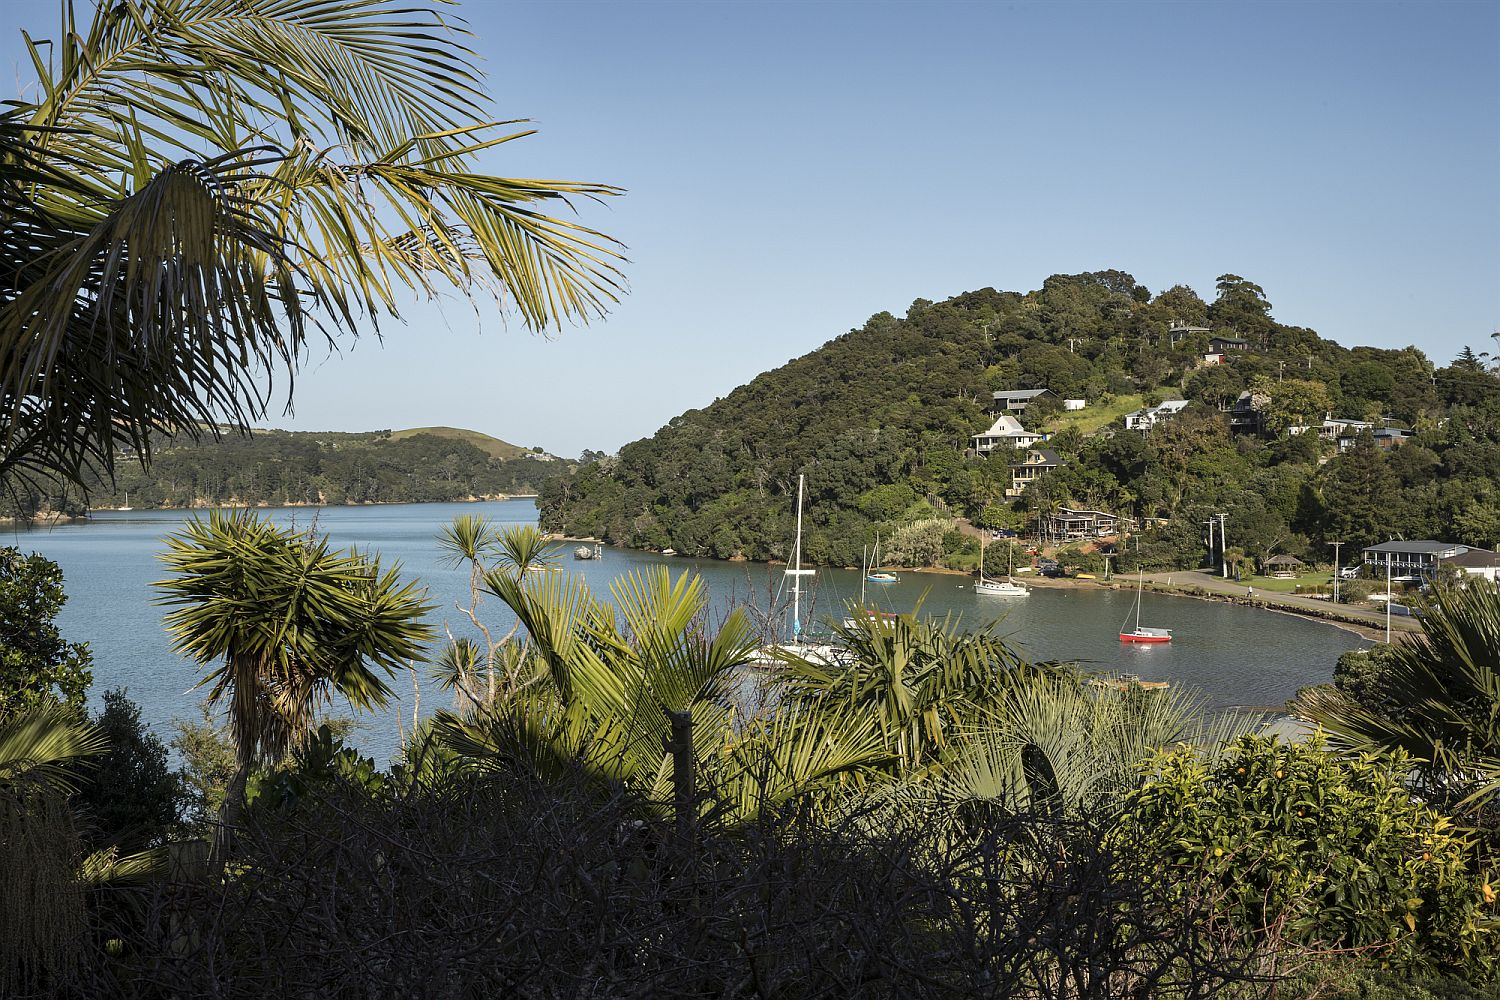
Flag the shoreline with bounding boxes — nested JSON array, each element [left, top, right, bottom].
[[86, 495, 539, 514], [1022, 573, 1413, 642]]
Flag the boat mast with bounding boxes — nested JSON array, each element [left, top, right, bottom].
[[1136, 568, 1143, 631], [785, 474, 815, 639]]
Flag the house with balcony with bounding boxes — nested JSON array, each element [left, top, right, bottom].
[[1046, 507, 1125, 540], [992, 388, 1057, 413], [1361, 540, 1469, 582], [1006, 448, 1064, 497], [1123, 398, 1190, 433], [1288, 416, 1374, 441], [971, 415, 1044, 455]]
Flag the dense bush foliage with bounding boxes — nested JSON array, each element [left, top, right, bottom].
[[0, 549, 93, 715], [541, 271, 1500, 569], [1120, 735, 1498, 976]]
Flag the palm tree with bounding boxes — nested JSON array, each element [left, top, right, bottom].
[[1, 0, 625, 492], [1302, 579, 1500, 811], [155, 510, 434, 840], [774, 607, 1054, 775], [438, 565, 887, 826], [432, 518, 556, 709], [0, 707, 105, 991]]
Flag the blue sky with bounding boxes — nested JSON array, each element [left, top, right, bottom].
[[4, 1, 1497, 456]]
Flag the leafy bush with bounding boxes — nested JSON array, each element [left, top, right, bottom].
[[1118, 734, 1498, 978]]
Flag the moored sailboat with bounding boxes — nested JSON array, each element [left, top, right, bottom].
[[1120, 569, 1171, 643], [975, 535, 1028, 597]]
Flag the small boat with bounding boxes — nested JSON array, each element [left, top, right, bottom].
[[1090, 673, 1170, 692], [976, 536, 1029, 597], [661, 548, 677, 556], [573, 542, 602, 560], [1120, 569, 1172, 643], [865, 533, 899, 583]]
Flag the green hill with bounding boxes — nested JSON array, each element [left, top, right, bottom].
[[82, 426, 571, 510], [538, 270, 1500, 571], [389, 426, 545, 462]]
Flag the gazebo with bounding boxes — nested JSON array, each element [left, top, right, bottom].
[[1263, 554, 1304, 578]]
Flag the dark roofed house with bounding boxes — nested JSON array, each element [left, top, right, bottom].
[[1209, 335, 1250, 353], [1006, 448, 1063, 497], [1167, 320, 1212, 345], [1362, 540, 1467, 582], [992, 388, 1057, 413]]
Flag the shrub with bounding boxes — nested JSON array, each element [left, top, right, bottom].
[[1117, 734, 1498, 978]]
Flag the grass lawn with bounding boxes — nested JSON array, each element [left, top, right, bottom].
[[1042, 392, 1182, 437], [1241, 573, 1334, 595]]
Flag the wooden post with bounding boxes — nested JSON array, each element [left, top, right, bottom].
[[664, 708, 695, 844]]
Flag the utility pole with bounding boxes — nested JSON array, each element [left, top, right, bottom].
[[1216, 513, 1229, 578], [1331, 540, 1342, 604], [1205, 518, 1217, 572]]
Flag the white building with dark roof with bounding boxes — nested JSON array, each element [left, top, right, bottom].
[[1123, 399, 1190, 432], [972, 415, 1044, 455]]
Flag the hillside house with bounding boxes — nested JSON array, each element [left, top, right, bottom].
[[1123, 399, 1190, 432], [992, 388, 1057, 413], [1046, 507, 1124, 540], [1201, 352, 1226, 367], [1372, 427, 1414, 450], [1063, 399, 1086, 411], [1288, 416, 1373, 441], [1167, 320, 1212, 346], [1226, 392, 1264, 435], [1006, 448, 1064, 497], [971, 415, 1044, 455], [1209, 335, 1250, 354]]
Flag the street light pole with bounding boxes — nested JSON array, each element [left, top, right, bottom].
[[1385, 552, 1392, 644]]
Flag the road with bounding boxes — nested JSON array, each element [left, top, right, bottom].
[[1141, 570, 1421, 635]]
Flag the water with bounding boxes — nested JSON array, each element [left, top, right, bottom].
[[8, 501, 1366, 761]]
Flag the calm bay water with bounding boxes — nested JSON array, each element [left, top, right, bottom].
[[10, 501, 1365, 761]]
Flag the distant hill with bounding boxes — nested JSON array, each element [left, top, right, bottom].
[[82, 426, 571, 510], [389, 426, 551, 462], [538, 270, 1500, 570]]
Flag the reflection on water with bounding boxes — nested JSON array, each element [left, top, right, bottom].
[[11, 501, 1366, 761]]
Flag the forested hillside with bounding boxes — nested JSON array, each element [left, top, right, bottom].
[[539, 271, 1500, 569], [75, 428, 569, 510]]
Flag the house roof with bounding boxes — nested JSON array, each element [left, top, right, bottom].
[[1442, 549, 1500, 569], [975, 415, 1024, 436], [992, 388, 1053, 400], [1362, 540, 1465, 555], [1211, 335, 1249, 345], [1054, 507, 1116, 519], [1009, 448, 1063, 468], [1168, 322, 1212, 333], [1264, 554, 1304, 567]]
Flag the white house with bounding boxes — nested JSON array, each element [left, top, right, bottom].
[[972, 415, 1044, 455], [1123, 399, 1190, 432], [1063, 399, 1086, 411], [1442, 548, 1500, 582], [1287, 416, 1373, 441]]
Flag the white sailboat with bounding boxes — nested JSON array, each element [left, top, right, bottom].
[[753, 474, 839, 666], [975, 535, 1028, 597], [1119, 569, 1172, 643]]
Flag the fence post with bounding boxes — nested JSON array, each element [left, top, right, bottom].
[[664, 707, 695, 844]]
